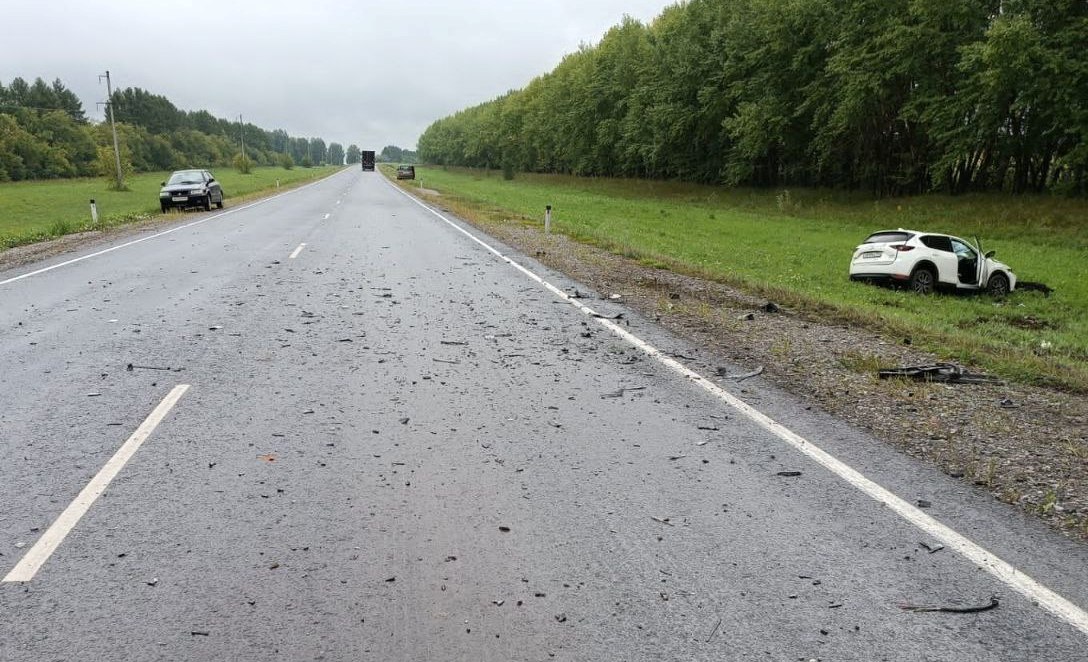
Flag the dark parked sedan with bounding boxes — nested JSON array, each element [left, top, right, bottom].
[[159, 169, 224, 212], [396, 165, 415, 180]]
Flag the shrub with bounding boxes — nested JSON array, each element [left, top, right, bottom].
[[233, 152, 252, 174], [96, 145, 133, 191]]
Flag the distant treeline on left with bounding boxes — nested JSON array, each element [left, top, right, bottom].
[[0, 76, 356, 181]]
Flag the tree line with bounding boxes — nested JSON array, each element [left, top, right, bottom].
[[418, 0, 1087, 195], [0, 76, 357, 181]]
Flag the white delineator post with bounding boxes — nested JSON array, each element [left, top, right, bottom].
[[89, 199, 99, 225], [545, 205, 552, 234]]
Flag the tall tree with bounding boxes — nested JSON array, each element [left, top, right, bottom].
[[346, 144, 361, 164], [326, 142, 345, 165]]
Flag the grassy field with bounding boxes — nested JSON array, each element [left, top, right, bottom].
[[0, 166, 343, 249], [391, 166, 1088, 391]]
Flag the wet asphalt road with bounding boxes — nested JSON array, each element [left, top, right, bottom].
[[1, 168, 1087, 661]]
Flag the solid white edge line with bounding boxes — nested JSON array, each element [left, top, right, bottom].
[[0, 168, 352, 287], [2, 385, 191, 582], [382, 176, 1088, 637], [289, 243, 306, 260]]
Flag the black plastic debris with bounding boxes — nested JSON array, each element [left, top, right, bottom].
[[878, 363, 1002, 385]]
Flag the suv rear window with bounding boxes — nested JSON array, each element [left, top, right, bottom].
[[862, 231, 911, 244]]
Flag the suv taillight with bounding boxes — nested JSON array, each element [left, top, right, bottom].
[[891, 244, 915, 252]]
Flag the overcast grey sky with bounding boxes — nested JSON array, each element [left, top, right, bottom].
[[1, 0, 677, 150]]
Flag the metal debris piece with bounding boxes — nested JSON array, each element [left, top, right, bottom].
[[601, 386, 647, 399], [650, 516, 674, 527], [706, 617, 722, 643], [878, 363, 1003, 385], [920, 541, 945, 554], [776, 471, 802, 477], [717, 366, 764, 381]]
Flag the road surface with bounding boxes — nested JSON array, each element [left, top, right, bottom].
[[1, 168, 1086, 661]]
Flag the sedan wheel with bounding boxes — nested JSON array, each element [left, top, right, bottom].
[[909, 267, 936, 295], [203, 195, 212, 212], [987, 273, 1010, 298]]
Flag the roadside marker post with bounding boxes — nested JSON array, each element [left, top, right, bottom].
[[89, 199, 98, 225], [545, 205, 552, 234]]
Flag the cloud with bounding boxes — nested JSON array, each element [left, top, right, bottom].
[[0, 0, 676, 149]]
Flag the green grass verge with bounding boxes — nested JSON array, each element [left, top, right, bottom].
[[0, 165, 343, 249], [392, 166, 1088, 392]]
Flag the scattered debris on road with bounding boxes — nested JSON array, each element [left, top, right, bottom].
[[776, 471, 803, 477], [601, 386, 647, 398], [650, 516, 673, 527], [706, 617, 722, 643], [126, 363, 178, 372], [899, 595, 999, 614], [716, 365, 764, 381], [919, 541, 945, 554]]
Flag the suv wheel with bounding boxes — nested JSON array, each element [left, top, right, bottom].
[[987, 273, 1010, 298], [909, 266, 936, 295]]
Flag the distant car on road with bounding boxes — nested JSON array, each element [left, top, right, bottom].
[[159, 169, 224, 213], [849, 229, 1016, 296], [396, 165, 415, 180]]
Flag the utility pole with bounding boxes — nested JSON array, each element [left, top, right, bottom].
[[99, 70, 123, 190]]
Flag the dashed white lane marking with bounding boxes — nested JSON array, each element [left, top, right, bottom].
[[0, 168, 352, 287], [384, 178, 1088, 636], [289, 243, 306, 260], [2, 385, 191, 582]]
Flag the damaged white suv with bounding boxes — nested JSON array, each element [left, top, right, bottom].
[[849, 229, 1016, 296]]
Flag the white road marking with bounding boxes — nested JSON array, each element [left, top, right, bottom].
[[2, 385, 190, 582], [385, 178, 1088, 636], [289, 243, 306, 260], [0, 169, 352, 287]]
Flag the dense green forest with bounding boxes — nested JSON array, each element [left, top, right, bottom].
[[419, 0, 1088, 195], [0, 77, 356, 181], [378, 145, 419, 163]]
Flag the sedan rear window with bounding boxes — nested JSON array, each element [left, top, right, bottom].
[[862, 231, 911, 244]]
